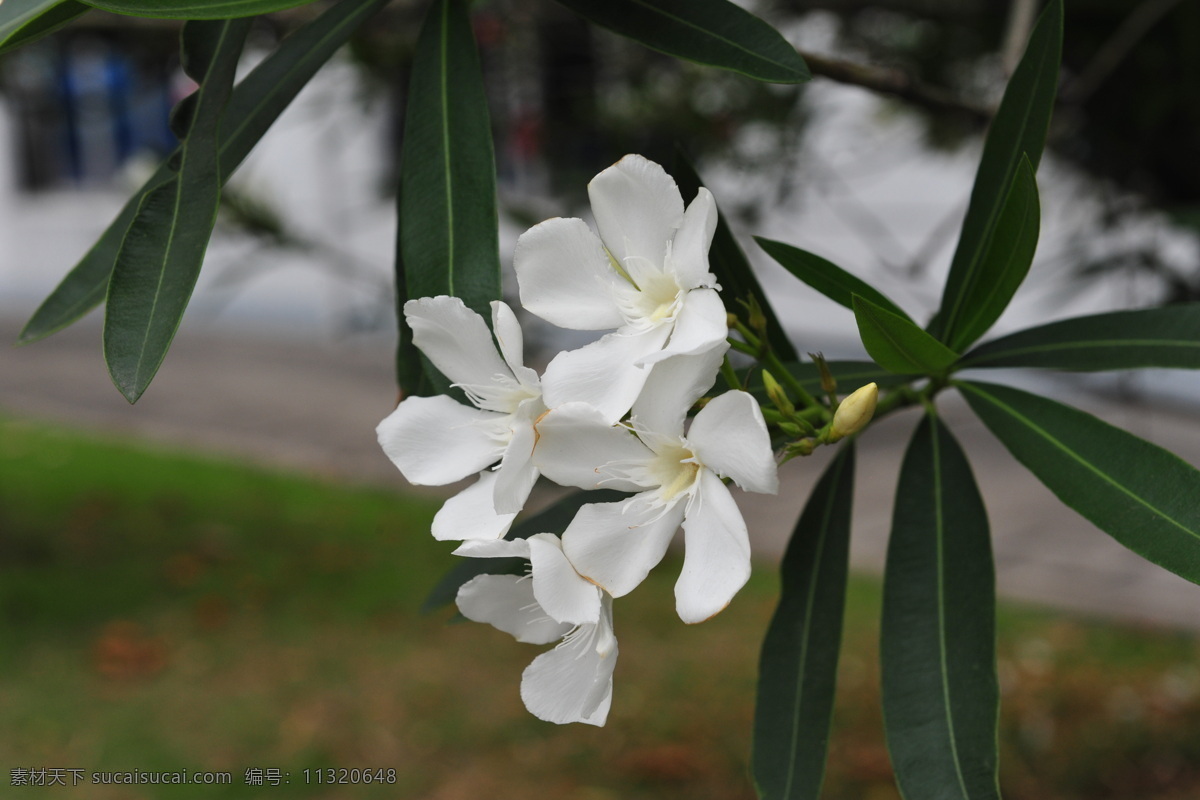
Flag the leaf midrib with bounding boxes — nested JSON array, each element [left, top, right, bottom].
[[962, 337, 1200, 367], [962, 383, 1199, 541], [619, 0, 799, 75], [781, 450, 847, 797], [130, 21, 237, 388], [930, 417, 972, 799]]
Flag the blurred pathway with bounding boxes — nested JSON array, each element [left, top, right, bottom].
[[4, 317, 1200, 630]]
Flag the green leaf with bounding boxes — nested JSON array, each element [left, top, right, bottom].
[[938, 156, 1041, 352], [672, 151, 798, 362], [19, 0, 391, 344], [753, 443, 855, 800], [104, 18, 250, 403], [756, 237, 912, 323], [882, 412, 1000, 800], [421, 489, 626, 614], [396, 0, 501, 397], [79, 0, 313, 19], [930, 0, 1061, 346], [557, 0, 810, 84], [959, 380, 1200, 587], [960, 304, 1200, 371], [853, 295, 959, 375], [0, 0, 89, 55]]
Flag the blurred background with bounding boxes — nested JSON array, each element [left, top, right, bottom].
[[3, 0, 1200, 797]]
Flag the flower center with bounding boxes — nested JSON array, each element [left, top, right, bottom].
[[613, 269, 683, 330], [650, 442, 702, 501]]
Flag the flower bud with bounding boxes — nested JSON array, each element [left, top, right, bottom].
[[744, 295, 768, 337], [761, 369, 795, 416], [809, 352, 836, 396], [786, 438, 815, 457], [828, 382, 878, 442]]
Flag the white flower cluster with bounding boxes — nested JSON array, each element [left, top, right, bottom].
[[377, 155, 778, 726]]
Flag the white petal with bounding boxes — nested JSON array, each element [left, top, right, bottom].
[[491, 301, 540, 389], [589, 155, 684, 285], [541, 326, 672, 424], [528, 533, 602, 625], [631, 343, 729, 439], [520, 599, 617, 726], [513, 217, 625, 331], [431, 471, 518, 541], [493, 408, 540, 514], [639, 288, 729, 366], [562, 496, 685, 597], [668, 187, 718, 289], [676, 471, 752, 624], [404, 296, 512, 389], [687, 391, 779, 494], [533, 402, 652, 492], [451, 537, 529, 558], [456, 575, 572, 645], [376, 396, 504, 485]]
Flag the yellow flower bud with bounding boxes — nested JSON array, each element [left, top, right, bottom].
[[828, 382, 878, 442]]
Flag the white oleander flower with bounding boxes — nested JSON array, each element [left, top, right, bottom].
[[376, 296, 544, 542], [532, 345, 779, 624], [455, 534, 617, 726], [513, 154, 728, 422]]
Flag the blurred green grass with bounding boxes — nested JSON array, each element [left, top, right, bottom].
[[2, 415, 1200, 799]]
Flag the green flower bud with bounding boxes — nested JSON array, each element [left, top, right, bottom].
[[809, 351, 836, 396], [761, 369, 795, 416], [828, 382, 878, 442]]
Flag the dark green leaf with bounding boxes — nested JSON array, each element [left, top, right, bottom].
[[753, 443, 855, 800], [756, 237, 912, 323], [79, 0, 313, 19], [854, 295, 959, 375], [396, 0, 501, 396], [672, 151, 798, 362], [421, 489, 626, 613], [939, 156, 1041, 352], [0, 0, 88, 55], [557, 0, 809, 83], [930, 0, 1061, 345], [19, 0, 390, 344], [882, 413, 1000, 800], [960, 304, 1200, 371], [959, 380, 1200, 586], [104, 18, 250, 402]]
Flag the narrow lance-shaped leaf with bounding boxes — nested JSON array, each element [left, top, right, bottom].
[[756, 237, 912, 323], [882, 412, 1000, 800], [930, 0, 1061, 346], [103, 18, 250, 402], [421, 490, 627, 613], [959, 304, 1200, 371], [853, 294, 958, 376], [19, 0, 392, 344], [0, 0, 89, 55], [80, 0, 312, 18], [939, 156, 1041, 352], [753, 443, 855, 800], [672, 150, 798, 362], [396, 0, 501, 397], [959, 380, 1200, 585], [557, 0, 809, 84]]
